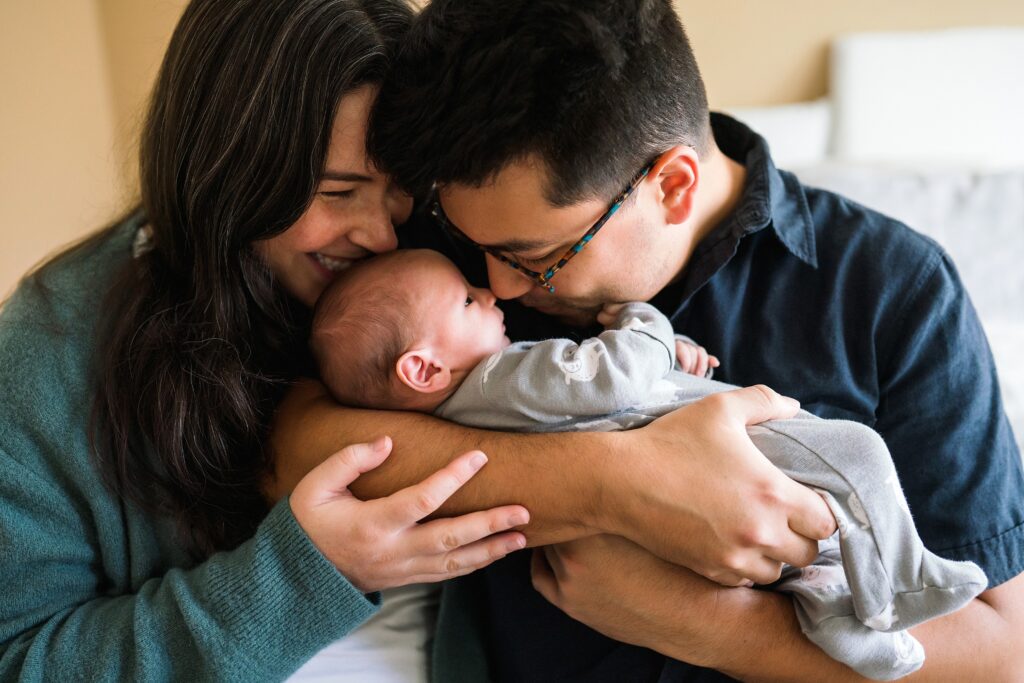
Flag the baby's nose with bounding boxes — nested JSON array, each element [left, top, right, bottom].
[[473, 286, 498, 307]]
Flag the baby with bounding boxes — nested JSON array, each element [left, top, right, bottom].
[[310, 248, 987, 681]]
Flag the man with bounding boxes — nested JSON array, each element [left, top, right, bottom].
[[369, 0, 1024, 679]]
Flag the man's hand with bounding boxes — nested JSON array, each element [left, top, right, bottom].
[[603, 385, 837, 585], [531, 534, 734, 668]]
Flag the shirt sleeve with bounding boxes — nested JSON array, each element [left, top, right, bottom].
[[436, 302, 676, 429], [0, 457, 380, 682], [874, 248, 1024, 587]]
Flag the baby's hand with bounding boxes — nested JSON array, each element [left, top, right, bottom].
[[597, 302, 628, 328], [676, 338, 720, 378]]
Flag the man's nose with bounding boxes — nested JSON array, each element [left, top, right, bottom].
[[485, 254, 534, 300]]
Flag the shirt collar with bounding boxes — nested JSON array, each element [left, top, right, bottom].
[[649, 113, 817, 317], [711, 112, 817, 267]]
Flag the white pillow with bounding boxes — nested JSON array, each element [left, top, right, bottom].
[[831, 28, 1024, 170], [725, 99, 832, 170]]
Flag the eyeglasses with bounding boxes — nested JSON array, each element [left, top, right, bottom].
[[430, 162, 653, 293]]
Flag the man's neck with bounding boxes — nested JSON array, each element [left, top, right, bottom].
[[689, 143, 748, 247], [657, 143, 747, 291]]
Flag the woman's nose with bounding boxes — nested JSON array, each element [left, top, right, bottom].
[[348, 219, 398, 254], [485, 254, 534, 300], [348, 200, 401, 254]]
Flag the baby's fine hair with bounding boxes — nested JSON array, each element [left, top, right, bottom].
[[310, 251, 418, 409]]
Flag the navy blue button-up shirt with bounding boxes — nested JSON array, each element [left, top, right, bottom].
[[401, 113, 1024, 682]]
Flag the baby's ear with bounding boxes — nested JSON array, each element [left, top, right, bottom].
[[396, 349, 452, 394]]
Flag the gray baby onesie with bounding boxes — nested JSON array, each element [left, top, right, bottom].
[[435, 302, 988, 680]]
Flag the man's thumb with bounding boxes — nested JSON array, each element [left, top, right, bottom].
[[731, 384, 801, 425]]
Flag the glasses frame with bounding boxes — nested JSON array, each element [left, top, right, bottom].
[[430, 162, 654, 293]]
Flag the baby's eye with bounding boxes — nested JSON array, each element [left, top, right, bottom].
[[464, 295, 474, 307]]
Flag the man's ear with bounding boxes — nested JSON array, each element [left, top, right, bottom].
[[396, 349, 452, 394], [650, 145, 699, 225]]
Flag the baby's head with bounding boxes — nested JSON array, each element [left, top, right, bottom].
[[311, 249, 510, 411]]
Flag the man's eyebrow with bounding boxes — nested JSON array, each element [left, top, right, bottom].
[[321, 170, 373, 182]]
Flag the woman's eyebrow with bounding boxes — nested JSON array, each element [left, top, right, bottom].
[[321, 170, 373, 182]]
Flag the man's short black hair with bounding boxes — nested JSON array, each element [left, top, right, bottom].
[[369, 0, 710, 207]]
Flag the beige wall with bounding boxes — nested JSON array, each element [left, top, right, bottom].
[[678, 0, 1024, 107], [96, 0, 189, 193], [3, 1, 1024, 297], [0, 2, 120, 298]]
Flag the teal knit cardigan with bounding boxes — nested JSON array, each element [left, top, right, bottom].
[[0, 220, 384, 681]]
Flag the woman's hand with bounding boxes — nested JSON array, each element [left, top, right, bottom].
[[290, 436, 529, 592], [531, 534, 740, 669], [603, 385, 837, 586]]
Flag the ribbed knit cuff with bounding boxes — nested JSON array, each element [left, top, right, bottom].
[[196, 498, 380, 680]]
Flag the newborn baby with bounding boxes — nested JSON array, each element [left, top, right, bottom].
[[310, 248, 987, 681]]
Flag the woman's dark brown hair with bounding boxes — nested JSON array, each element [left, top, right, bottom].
[[80, 0, 413, 558]]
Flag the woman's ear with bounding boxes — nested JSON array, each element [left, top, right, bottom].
[[396, 349, 452, 394], [650, 145, 699, 225]]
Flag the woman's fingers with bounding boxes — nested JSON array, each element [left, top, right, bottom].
[[402, 531, 527, 582], [411, 505, 530, 556], [292, 435, 393, 507], [384, 449, 490, 525], [292, 443, 532, 592]]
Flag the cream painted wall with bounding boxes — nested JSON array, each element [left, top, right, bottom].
[[3, 1, 1024, 297], [677, 0, 1024, 107], [0, 2, 121, 298], [95, 0, 189, 193]]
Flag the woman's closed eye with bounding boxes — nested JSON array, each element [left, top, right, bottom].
[[320, 189, 355, 199]]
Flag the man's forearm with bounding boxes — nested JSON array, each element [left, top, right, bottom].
[[698, 589, 1020, 682], [265, 380, 611, 545]]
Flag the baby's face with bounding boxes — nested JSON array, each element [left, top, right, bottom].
[[405, 251, 511, 371]]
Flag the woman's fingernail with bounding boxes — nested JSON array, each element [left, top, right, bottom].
[[470, 452, 488, 469], [374, 435, 391, 451], [506, 536, 526, 551], [508, 512, 529, 526], [785, 397, 801, 409]]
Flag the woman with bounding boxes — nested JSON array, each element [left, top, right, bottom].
[[0, 0, 829, 680], [0, 2, 529, 680]]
